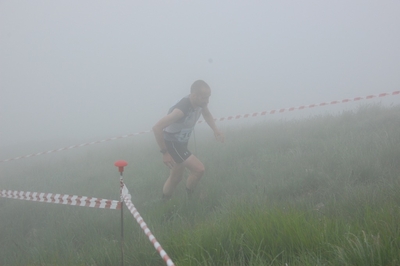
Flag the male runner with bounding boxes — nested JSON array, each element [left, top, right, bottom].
[[153, 80, 224, 200]]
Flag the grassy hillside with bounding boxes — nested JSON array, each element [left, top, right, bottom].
[[1, 104, 400, 265]]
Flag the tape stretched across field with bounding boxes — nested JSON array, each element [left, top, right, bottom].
[[0, 90, 398, 163], [0, 189, 121, 210]]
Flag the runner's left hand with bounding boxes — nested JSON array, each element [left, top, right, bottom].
[[214, 130, 225, 143]]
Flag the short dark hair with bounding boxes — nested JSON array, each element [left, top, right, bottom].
[[190, 80, 210, 93]]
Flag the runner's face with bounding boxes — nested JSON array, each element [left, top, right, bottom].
[[195, 87, 211, 107]]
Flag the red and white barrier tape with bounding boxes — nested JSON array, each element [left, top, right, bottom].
[[0, 189, 121, 210], [198, 91, 400, 123], [122, 185, 175, 266], [0, 131, 151, 163], [1, 90, 398, 164]]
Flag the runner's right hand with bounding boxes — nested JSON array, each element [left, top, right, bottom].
[[163, 153, 176, 169]]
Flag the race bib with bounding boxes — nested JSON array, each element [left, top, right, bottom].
[[176, 128, 192, 142]]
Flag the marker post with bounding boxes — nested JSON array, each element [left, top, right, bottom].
[[114, 160, 128, 266]]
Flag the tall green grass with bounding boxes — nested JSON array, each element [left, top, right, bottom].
[[1, 104, 400, 265]]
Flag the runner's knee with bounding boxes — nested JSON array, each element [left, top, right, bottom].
[[192, 164, 205, 177]]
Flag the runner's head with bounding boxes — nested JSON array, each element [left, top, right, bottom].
[[190, 80, 211, 108]]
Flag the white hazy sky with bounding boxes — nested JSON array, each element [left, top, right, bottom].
[[1, 1, 400, 150]]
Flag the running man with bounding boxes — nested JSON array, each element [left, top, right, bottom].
[[153, 80, 224, 200]]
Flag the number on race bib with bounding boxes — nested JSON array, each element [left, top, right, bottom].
[[177, 128, 192, 142]]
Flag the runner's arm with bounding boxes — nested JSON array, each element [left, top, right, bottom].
[[153, 108, 185, 152], [202, 107, 224, 142]]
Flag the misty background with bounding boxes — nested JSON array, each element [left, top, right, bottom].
[[1, 1, 399, 158]]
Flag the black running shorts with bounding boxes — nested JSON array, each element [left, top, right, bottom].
[[165, 140, 192, 164]]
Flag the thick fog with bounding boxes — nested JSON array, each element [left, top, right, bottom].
[[1, 1, 400, 154]]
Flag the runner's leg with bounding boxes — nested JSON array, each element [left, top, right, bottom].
[[163, 163, 185, 197], [183, 155, 205, 191]]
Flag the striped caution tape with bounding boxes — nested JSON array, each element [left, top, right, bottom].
[[121, 185, 175, 266], [0, 131, 151, 163], [1, 90, 398, 163], [0, 189, 121, 210], [198, 90, 400, 123]]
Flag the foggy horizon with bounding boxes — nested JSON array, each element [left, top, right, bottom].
[[2, 1, 400, 151]]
